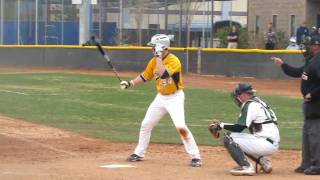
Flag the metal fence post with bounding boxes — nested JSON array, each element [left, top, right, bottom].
[[197, 48, 202, 74], [185, 48, 189, 73]]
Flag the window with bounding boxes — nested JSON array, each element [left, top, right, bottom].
[[290, 15, 296, 37], [255, 15, 260, 34], [272, 15, 277, 30]]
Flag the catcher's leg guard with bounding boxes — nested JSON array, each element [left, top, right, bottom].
[[223, 133, 250, 167]]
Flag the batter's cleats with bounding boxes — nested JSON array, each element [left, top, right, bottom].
[[230, 163, 255, 176], [127, 154, 143, 162], [191, 158, 202, 167], [258, 156, 272, 173]]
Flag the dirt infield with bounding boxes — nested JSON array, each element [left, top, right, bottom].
[[0, 68, 314, 180]]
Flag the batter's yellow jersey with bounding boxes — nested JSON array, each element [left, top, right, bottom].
[[141, 53, 183, 95]]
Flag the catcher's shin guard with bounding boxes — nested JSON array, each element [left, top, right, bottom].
[[223, 133, 250, 167]]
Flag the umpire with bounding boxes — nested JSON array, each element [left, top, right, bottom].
[[272, 35, 320, 175]]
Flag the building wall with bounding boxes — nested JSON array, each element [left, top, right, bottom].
[[104, 0, 248, 29], [306, 0, 320, 27], [248, 0, 305, 34]]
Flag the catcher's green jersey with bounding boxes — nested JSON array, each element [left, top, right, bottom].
[[238, 97, 280, 142]]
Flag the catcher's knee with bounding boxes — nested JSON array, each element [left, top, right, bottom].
[[223, 132, 232, 146], [223, 133, 250, 167]]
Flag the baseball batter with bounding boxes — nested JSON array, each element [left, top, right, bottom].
[[120, 34, 201, 167], [209, 83, 280, 175]]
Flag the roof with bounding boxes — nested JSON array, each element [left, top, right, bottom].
[[169, 20, 241, 32]]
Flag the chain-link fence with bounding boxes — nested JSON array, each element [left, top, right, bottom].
[[0, 0, 247, 47]]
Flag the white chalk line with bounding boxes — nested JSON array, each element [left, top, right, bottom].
[[0, 89, 28, 95], [100, 164, 136, 169], [0, 89, 69, 96]]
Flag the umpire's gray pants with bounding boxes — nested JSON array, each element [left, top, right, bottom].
[[301, 103, 320, 168]]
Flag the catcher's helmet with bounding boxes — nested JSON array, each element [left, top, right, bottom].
[[231, 83, 256, 107], [234, 83, 256, 96], [147, 34, 172, 49]]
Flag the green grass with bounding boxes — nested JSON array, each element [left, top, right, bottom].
[[0, 71, 303, 149]]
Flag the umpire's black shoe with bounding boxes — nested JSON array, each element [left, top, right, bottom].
[[304, 166, 320, 175], [191, 158, 202, 167], [294, 166, 308, 173], [127, 154, 143, 162]]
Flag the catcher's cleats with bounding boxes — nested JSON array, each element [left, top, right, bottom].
[[230, 163, 255, 176], [258, 156, 272, 173], [208, 119, 222, 138]]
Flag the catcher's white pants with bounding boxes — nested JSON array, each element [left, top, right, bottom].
[[133, 90, 201, 159], [230, 133, 279, 159]]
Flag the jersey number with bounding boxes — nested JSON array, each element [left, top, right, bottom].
[[161, 78, 173, 87]]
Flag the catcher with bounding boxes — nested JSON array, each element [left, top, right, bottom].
[[208, 83, 280, 176]]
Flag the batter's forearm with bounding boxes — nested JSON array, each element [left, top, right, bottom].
[[130, 75, 145, 87]]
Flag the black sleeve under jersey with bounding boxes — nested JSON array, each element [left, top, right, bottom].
[[160, 70, 170, 79], [223, 124, 247, 132], [281, 63, 304, 78]]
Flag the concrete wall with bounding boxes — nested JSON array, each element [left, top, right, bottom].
[[306, 0, 320, 26], [0, 46, 304, 80], [248, 0, 307, 47], [201, 51, 303, 79]]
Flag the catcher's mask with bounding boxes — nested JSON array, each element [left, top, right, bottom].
[[231, 83, 256, 107]]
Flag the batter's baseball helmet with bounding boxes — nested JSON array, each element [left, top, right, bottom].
[[147, 34, 173, 49]]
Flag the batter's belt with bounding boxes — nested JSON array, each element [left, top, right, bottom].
[[160, 90, 181, 96], [266, 138, 274, 144], [160, 91, 176, 95]]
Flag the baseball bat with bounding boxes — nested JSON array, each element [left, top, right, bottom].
[[95, 42, 122, 82]]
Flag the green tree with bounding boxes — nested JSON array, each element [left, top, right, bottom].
[[275, 31, 289, 49]]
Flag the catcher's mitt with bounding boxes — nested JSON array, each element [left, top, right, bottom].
[[208, 119, 222, 138]]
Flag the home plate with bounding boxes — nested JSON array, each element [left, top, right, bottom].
[[100, 164, 136, 169]]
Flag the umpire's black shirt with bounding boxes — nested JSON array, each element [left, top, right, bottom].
[[281, 52, 320, 119]]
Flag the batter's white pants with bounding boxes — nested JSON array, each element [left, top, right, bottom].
[[133, 90, 201, 159], [230, 133, 279, 159]]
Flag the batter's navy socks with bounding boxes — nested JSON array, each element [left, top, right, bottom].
[[127, 154, 143, 162], [191, 158, 202, 167]]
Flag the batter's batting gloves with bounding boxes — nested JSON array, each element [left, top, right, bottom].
[[120, 80, 134, 90]]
